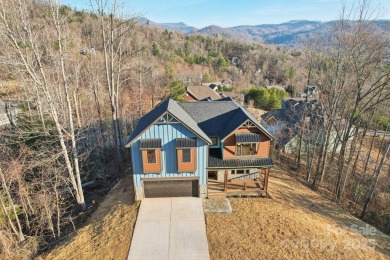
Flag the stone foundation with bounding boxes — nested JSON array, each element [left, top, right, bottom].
[[199, 184, 207, 198], [135, 186, 144, 201]]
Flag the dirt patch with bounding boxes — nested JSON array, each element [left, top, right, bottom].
[[37, 174, 138, 260], [206, 166, 390, 260]]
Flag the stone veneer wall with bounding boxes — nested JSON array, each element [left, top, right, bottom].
[[199, 184, 207, 198], [135, 186, 144, 200]]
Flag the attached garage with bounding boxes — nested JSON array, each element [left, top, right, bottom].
[[143, 178, 199, 198]]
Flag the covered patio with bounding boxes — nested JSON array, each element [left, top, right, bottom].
[[207, 167, 271, 199]]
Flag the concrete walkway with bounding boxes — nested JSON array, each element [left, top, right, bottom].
[[128, 198, 210, 260]]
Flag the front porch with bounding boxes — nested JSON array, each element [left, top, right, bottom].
[[207, 168, 270, 198]]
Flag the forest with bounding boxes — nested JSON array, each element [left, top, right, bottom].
[[0, 0, 389, 258]]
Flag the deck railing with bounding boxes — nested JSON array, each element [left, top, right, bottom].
[[229, 171, 262, 181], [224, 170, 267, 192]]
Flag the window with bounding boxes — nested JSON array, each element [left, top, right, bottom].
[[147, 150, 156, 163], [182, 149, 191, 163], [236, 143, 257, 156], [210, 137, 218, 146]]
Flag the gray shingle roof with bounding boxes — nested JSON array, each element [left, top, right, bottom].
[[178, 101, 238, 137], [186, 85, 221, 100], [125, 99, 212, 147], [125, 98, 170, 147], [179, 100, 273, 140], [126, 98, 274, 149], [167, 100, 211, 144]]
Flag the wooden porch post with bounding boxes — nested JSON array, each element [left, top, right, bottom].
[[224, 170, 228, 192], [264, 168, 269, 194]]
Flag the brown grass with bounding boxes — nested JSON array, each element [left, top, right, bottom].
[[37, 174, 139, 260], [38, 166, 390, 260], [206, 167, 390, 260], [0, 80, 20, 98]]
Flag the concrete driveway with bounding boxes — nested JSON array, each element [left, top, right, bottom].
[[128, 197, 210, 260]]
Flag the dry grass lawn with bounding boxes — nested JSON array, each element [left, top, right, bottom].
[[37, 174, 138, 260], [39, 166, 390, 260], [206, 166, 390, 260]]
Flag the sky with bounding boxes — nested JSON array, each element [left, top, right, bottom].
[[60, 0, 390, 28]]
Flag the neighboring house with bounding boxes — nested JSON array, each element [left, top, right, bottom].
[[261, 98, 323, 153], [125, 97, 274, 200], [262, 98, 354, 154], [183, 85, 222, 101], [0, 100, 17, 126], [208, 83, 219, 92], [219, 91, 243, 103], [301, 85, 320, 99], [201, 79, 232, 90]]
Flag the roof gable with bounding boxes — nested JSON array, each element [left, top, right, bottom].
[[126, 98, 274, 148], [125, 99, 211, 147], [179, 100, 274, 140]]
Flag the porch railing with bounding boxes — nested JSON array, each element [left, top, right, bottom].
[[229, 171, 262, 181], [223, 170, 267, 192]]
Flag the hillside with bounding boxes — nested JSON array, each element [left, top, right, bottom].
[[0, 3, 312, 257], [39, 166, 390, 259], [1, 1, 389, 258]]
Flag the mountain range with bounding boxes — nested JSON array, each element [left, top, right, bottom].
[[139, 18, 390, 47]]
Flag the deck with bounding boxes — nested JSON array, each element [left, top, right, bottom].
[[208, 179, 267, 198]]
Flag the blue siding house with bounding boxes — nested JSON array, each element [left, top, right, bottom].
[[125, 99, 212, 200], [126, 98, 274, 200]]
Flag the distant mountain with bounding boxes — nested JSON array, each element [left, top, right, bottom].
[[139, 18, 197, 34], [198, 20, 324, 44], [140, 18, 390, 47]]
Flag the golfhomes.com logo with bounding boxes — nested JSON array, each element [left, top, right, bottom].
[[280, 224, 377, 251]]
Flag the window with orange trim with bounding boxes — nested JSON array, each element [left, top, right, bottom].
[[142, 149, 162, 173], [177, 148, 196, 172]]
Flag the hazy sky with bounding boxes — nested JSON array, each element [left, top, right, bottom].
[[60, 0, 390, 28]]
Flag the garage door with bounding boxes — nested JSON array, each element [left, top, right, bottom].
[[144, 179, 199, 198]]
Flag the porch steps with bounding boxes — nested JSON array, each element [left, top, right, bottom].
[[207, 192, 227, 199]]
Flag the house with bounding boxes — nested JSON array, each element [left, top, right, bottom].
[[183, 85, 222, 101], [301, 85, 320, 98], [0, 100, 17, 126], [261, 98, 323, 153], [219, 91, 243, 103], [208, 83, 219, 92], [201, 79, 232, 90], [125, 97, 274, 200], [262, 98, 354, 154]]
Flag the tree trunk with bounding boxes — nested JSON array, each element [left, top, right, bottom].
[[360, 140, 390, 219]]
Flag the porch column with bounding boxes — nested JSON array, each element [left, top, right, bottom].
[[224, 170, 228, 192], [264, 168, 269, 194]]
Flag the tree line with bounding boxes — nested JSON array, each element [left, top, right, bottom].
[[274, 0, 390, 233]]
